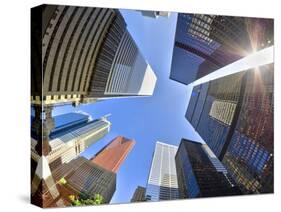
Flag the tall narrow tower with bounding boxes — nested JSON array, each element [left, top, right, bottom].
[[145, 141, 179, 201], [91, 136, 135, 173]]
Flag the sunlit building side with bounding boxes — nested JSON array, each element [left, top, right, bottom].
[[170, 13, 273, 85], [145, 142, 179, 201]]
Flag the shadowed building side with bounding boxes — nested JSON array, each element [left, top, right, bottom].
[[221, 64, 273, 194], [186, 71, 246, 158], [185, 63, 274, 194], [175, 139, 241, 198], [52, 157, 116, 204], [130, 186, 146, 202]]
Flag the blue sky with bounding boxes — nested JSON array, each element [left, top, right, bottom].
[[53, 10, 204, 204]]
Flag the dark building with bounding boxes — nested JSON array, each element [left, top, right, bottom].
[[131, 186, 146, 202], [186, 72, 246, 157], [221, 64, 274, 194], [170, 13, 273, 85], [175, 139, 241, 198], [52, 156, 116, 204], [186, 63, 273, 194]]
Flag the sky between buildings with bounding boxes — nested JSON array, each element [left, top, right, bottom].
[[52, 10, 204, 204]]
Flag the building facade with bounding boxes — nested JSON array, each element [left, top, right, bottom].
[[140, 10, 170, 18], [169, 13, 273, 85], [186, 63, 273, 194], [91, 136, 135, 173], [175, 139, 241, 198], [145, 141, 179, 201], [186, 72, 246, 158], [221, 64, 273, 194], [89, 30, 156, 99], [52, 156, 116, 203], [31, 5, 156, 107], [130, 186, 146, 202], [31, 113, 111, 171]]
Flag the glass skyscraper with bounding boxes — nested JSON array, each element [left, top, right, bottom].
[[175, 139, 241, 198], [186, 63, 273, 194], [222, 64, 273, 194], [31, 112, 111, 171], [145, 141, 179, 201], [169, 13, 273, 85]]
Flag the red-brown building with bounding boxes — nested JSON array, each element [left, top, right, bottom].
[[91, 136, 135, 173]]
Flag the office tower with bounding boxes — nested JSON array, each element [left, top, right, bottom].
[[31, 113, 111, 171], [145, 141, 179, 201], [221, 64, 273, 194], [186, 71, 245, 158], [169, 13, 273, 85], [91, 136, 135, 173], [131, 186, 146, 202], [52, 157, 116, 204], [31, 112, 89, 179], [31, 112, 89, 139], [31, 5, 157, 108], [140, 10, 170, 18], [175, 139, 241, 198], [89, 30, 156, 100], [186, 63, 273, 194]]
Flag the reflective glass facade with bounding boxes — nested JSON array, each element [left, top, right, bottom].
[[170, 13, 273, 85], [187, 72, 245, 157], [186, 64, 273, 194], [222, 64, 273, 194], [175, 139, 241, 198]]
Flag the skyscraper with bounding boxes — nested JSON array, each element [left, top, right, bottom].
[[88, 30, 157, 100], [221, 64, 273, 194], [31, 112, 89, 139], [130, 186, 146, 202], [169, 13, 273, 85], [31, 5, 157, 108], [175, 139, 241, 198], [52, 156, 116, 204], [186, 71, 246, 158], [145, 141, 179, 201], [140, 10, 170, 18], [31, 113, 111, 171], [186, 63, 273, 194], [91, 136, 135, 173]]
